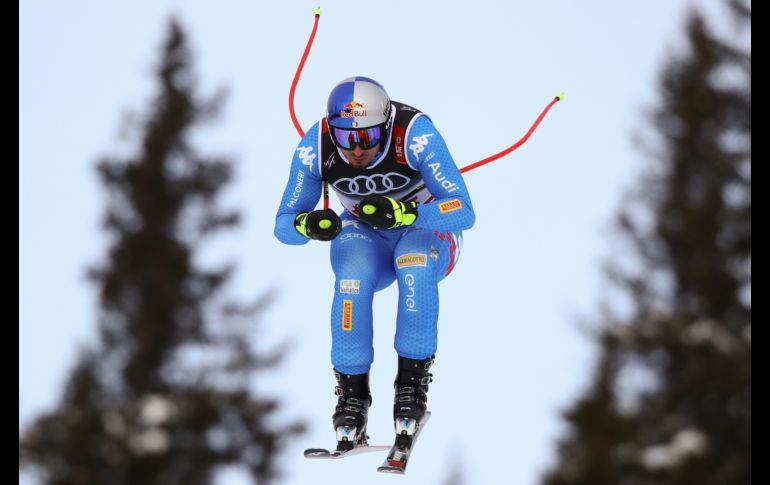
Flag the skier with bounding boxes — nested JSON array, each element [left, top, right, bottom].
[[274, 76, 475, 450]]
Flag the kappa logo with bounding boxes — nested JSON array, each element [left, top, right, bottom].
[[297, 146, 316, 170], [333, 173, 411, 196], [409, 133, 433, 160]]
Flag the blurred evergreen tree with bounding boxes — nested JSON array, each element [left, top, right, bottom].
[[441, 452, 467, 485], [542, 1, 750, 484], [19, 19, 304, 485]]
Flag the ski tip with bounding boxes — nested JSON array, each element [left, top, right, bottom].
[[304, 448, 330, 458], [305, 445, 390, 459], [377, 466, 406, 474]]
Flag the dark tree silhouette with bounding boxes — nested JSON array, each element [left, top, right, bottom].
[[20, 19, 304, 485], [543, 2, 750, 484]]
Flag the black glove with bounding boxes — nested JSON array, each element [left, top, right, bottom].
[[357, 195, 418, 229], [294, 209, 342, 241]]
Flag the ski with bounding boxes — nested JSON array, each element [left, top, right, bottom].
[[377, 411, 431, 474], [304, 444, 390, 460]]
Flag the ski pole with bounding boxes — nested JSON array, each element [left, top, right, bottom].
[[289, 7, 321, 140], [460, 93, 563, 174], [400, 93, 563, 202], [288, 7, 331, 211]]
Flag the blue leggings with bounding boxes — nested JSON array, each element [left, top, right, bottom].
[[329, 218, 462, 375]]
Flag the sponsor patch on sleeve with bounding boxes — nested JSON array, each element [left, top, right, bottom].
[[438, 199, 463, 214], [342, 300, 353, 331], [396, 253, 428, 268], [340, 279, 361, 294]]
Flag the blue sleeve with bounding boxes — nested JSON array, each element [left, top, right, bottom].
[[406, 116, 475, 231], [274, 123, 324, 245]]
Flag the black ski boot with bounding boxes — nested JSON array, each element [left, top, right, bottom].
[[392, 355, 434, 436], [332, 370, 372, 451]]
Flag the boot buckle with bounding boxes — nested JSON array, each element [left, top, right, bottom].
[[395, 417, 417, 436], [336, 425, 358, 442]]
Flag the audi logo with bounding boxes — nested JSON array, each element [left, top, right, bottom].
[[332, 173, 412, 195]]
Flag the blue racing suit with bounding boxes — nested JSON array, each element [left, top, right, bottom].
[[275, 104, 475, 375]]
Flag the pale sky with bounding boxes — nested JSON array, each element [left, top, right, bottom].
[[20, 1, 728, 484]]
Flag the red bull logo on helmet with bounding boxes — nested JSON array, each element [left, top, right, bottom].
[[341, 101, 367, 119]]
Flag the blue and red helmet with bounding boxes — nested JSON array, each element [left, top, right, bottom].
[[326, 76, 392, 150]]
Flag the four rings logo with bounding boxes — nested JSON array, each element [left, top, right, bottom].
[[332, 173, 411, 195]]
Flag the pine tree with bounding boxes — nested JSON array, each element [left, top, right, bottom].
[[19, 19, 304, 485], [441, 452, 467, 485], [543, 2, 750, 484]]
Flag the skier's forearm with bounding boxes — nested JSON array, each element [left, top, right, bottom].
[[274, 213, 311, 245], [414, 195, 475, 231], [274, 123, 323, 245], [405, 117, 476, 232]]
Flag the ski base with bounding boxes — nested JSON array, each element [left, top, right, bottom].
[[377, 411, 431, 474], [304, 444, 390, 460]]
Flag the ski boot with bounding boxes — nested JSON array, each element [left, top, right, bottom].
[[392, 355, 434, 436], [332, 370, 372, 452]]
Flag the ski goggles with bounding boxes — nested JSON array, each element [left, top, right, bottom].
[[331, 125, 386, 150]]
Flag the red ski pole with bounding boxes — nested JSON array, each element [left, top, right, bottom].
[[289, 7, 563, 208], [288, 7, 331, 210], [289, 7, 321, 140], [461, 93, 563, 174], [400, 93, 564, 202]]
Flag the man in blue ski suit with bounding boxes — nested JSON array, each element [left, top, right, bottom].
[[274, 76, 475, 448]]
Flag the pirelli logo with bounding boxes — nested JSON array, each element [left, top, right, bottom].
[[342, 300, 353, 331], [396, 253, 427, 268], [438, 199, 463, 214]]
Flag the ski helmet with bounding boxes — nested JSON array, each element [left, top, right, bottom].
[[326, 76, 392, 150]]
